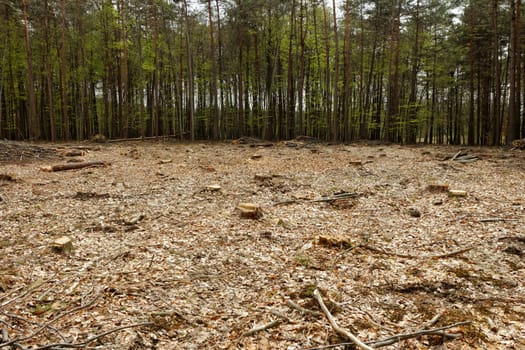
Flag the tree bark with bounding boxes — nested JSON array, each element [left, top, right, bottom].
[[286, 0, 296, 140], [207, 0, 219, 140], [118, 0, 129, 138], [59, 0, 69, 140], [507, 0, 520, 144], [406, 0, 420, 144], [297, 0, 306, 137], [386, 0, 401, 142], [343, 0, 352, 142], [492, 0, 501, 145], [43, 0, 55, 141], [322, 1, 331, 140], [331, 0, 339, 142], [467, 3, 476, 145], [21, 0, 39, 140], [151, 0, 160, 137]]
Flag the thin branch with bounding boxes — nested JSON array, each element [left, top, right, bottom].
[[430, 246, 475, 259], [0, 286, 24, 303], [0, 279, 51, 308], [367, 321, 470, 348], [0, 310, 67, 343], [268, 309, 292, 323], [30, 322, 153, 350], [360, 244, 475, 260], [302, 321, 470, 349], [479, 217, 518, 223], [423, 311, 443, 328], [313, 289, 374, 350], [0, 295, 99, 348], [242, 319, 282, 337], [286, 300, 322, 318], [450, 150, 463, 161], [274, 192, 361, 206], [0, 329, 26, 350]]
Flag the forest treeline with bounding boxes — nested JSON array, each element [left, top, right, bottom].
[[0, 0, 523, 144]]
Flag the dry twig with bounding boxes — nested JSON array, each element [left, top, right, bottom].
[[0, 279, 51, 308], [0, 310, 67, 343], [423, 311, 444, 328], [479, 217, 518, 223], [0, 295, 99, 348], [360, 244, 476, 260], [243, 319, 283, 337], [274, 192, 361, 206], [313, 289, 374, 350], [286, 300, 321, 318], [40, 161, 108, 172], [29, 322, 153, 350], [367, 321, 470, 348], [302, 321, 470, 349]]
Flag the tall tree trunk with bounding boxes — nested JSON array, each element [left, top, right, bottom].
[[215, 0, 224, 138], [343, 0, 352, 142], [407, 0, 420, 144], [312, 1, 322, 138], [386, 0, 401, 142], [184, 0, 195, 141], [322, 1, 331, 140], [237, 14, 244, 138], [21, 0, 38, 140], [331, 0, 339, 142], [358, 0, 367, 139], [151, 0, 159, 137], [364, 35, 378, 140], [207, 0, 219, 140], [43, 0, 55, 141], [514, 0, 522, 139], [297, 0, 306, 136], [508, 0, 520, 143], [493, 0, 501, 145], [468, 3, 476, 145], [59, 0, 68, 140], [427, 31, 438, 145], [0, 36, 5, 139], [118, 0, 129, 138], [286, 0, 296, 140], [372, 54, 384, 141]]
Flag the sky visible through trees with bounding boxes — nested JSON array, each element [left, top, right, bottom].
[[0, 0, 523, 145]]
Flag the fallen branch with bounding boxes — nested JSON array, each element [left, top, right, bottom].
[[0, 310, 67, 343], [311, 192, 360, 203], [360, 244, 476, 260], [242, 319, 282, 337], [359, 245, 418, 259], [449, 151, 479, 162], [268, 310, 292, 323], [450, 150, 463, 161], [0, 330, 25, 350], [498, 236, 525, 244], [302, 321, 470, 349], [40, 161, 108, 172], [423, 311, 444, 328], [479, 217, 518, 223], [0, 295, 99, 348], [367, 321, 470, 348], [274, 192, 361, 206], [286, 300, 322, 318], [107, 135, 180, 143], [431, 246, 475, 259], [0, 279, 50, 308], [313, 289, 373, 350], [30, 322, 153, 350]]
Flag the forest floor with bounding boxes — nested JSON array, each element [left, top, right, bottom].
[[0, 139, 524, 350]]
